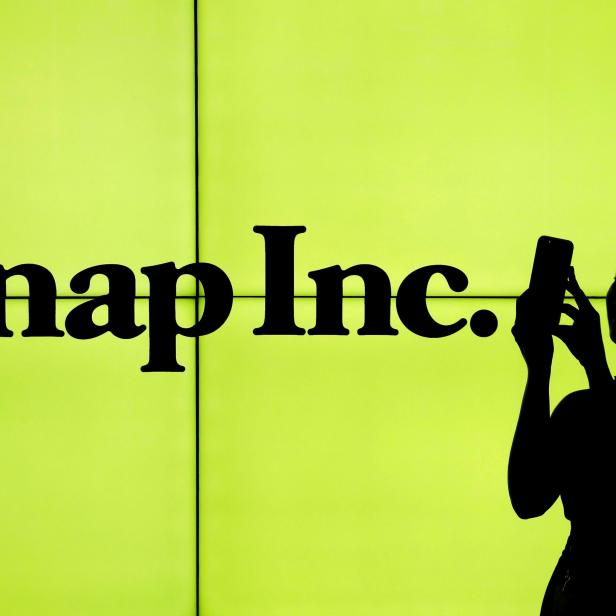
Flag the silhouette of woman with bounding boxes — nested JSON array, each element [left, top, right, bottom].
[[509, 267, 616, 614]]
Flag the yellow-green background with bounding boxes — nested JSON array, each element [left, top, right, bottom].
[[2, 1, 616, 615]]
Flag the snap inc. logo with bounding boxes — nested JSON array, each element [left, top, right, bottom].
[[0, 226, 498, 371]]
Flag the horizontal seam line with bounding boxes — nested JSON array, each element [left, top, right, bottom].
[[0, 295, 608, 300]]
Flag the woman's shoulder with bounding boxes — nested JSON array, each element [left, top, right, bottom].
[[551, 387, 589, 418], [557, 388, 593, 407], [551, 381, 616, 426]]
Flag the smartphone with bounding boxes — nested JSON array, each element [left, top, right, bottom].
[[528, 235, 574, 328]]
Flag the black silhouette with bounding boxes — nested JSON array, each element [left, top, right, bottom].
[[510, 265, 616, 614]]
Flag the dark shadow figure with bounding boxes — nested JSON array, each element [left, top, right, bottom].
[[510, 266, 616, 615]]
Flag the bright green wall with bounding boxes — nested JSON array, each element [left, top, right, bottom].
[[201, 0, 616, 297], [0, 1, 195, 295], [200, 299, 615, 615], [1, 1, 615, 615], [199, 3, 616, 610], [0, 301, 195, 616]]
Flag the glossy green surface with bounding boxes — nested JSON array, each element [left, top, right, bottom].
[[200, 298, 616, 615], [2, 1, 615, 614], [201, 1, 616, 296], [0, 1, 195, 296], [0, 300, 195, 616]]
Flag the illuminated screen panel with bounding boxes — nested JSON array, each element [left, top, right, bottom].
[[1, 1, 614, 615], [201, 1, 616, 296], [0, 1, 195, 296], [200, 298, 616, 615], [0, 300, 195, 616]]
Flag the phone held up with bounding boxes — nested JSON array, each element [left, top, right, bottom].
[[528, 235, 574, 329]]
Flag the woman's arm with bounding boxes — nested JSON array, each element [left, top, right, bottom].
[[508, 291, 559, 519], [508, 363, 559, 519]]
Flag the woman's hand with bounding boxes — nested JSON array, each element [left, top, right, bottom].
[[512, 289, 554, 373], [554, 267, 604, 368], [554, 267, 612, 389]]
